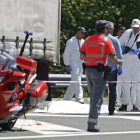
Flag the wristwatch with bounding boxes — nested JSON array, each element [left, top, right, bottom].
[[119, 63, 123, 68]]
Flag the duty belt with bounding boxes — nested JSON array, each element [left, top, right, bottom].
[[86, 65, 98, 69]]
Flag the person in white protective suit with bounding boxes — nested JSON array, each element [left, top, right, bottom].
[[119, 19, 140, 111], [63, 27, 87, 103], [115, 27, 126, 107]]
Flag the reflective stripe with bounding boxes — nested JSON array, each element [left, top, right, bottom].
[[86, 37, 108, 58], [101, 36, 108, 56], [85, 37, 90, 49], [96, 104, 101, 108], [87, 54, 108, 58], [88, 118, 97, 123], [104, 54, 108, 57], [85, 60, 107, 65]]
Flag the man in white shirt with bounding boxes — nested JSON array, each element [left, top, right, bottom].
[[119, 19, 140, 111], [63, 27, 87, 103]]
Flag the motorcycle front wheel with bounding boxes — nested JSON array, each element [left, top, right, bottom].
[[0, 118, 17, 130]]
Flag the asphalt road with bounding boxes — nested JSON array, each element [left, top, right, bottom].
[[1, 99, 140, 140]]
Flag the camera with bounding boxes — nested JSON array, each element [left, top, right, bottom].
[[136, 41, 140, 59], [123, 46, 131, 54]]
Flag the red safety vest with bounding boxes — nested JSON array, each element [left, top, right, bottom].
[[81, 34, 115, 66]]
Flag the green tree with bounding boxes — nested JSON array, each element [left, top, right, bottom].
[[48, 0, 140, 72], [50, 0, 140, 97]]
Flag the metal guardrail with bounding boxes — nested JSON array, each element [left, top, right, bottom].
[[48, 74, 86, 81], [48, 74, 86, 87], [52, 83, 87, 87], [45, 74, 108, 101], [48, 74, 108, 87]]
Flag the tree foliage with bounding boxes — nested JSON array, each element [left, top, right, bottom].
[[49, 0, 140, 73]]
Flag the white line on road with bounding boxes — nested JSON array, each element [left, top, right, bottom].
[[14, 119, 85, 135], [27, 112, 140, 118], [1, 130, 140, 139], [27, 113, 88, 117], [1, 113, 140, 140]]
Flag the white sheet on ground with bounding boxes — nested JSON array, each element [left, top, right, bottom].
[[34, 100, 117, 114]]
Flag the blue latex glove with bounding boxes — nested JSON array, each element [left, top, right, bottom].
[[121, 45, 126, 55], [66, 65, 72, 73], [129, 49, 135, 55], [118, 67, 122, 76], [134, 49, 140, 55]]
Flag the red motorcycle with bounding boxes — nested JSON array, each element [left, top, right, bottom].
[[0, 31, 48, 130]]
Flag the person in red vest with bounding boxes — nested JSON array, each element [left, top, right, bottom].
[[80, 20, 123, 132]]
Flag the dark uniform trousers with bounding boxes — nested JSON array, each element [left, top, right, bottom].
[[85, 67, 106, 129], [108, 69, 117, 114]]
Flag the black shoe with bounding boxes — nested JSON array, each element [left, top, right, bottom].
[[119, 105, 127, 111], [108, 112, 114, 115], [79, 102, 84, 104], [87, 128, 100, 132]]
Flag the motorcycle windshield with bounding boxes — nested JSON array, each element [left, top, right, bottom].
[[0, 43, 17, 71]]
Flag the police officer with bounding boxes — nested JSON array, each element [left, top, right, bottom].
[[80, 20, 123, 132], [63, 27, 87, 103], [119, 19, 140, 111]]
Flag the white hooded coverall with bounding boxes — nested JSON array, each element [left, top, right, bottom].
[[63, 36, 84, 102], [119, 29, 140, 108]]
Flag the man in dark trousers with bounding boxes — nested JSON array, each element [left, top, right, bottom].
[[106, 21, 123, 115], [80, 20, 123, 132]]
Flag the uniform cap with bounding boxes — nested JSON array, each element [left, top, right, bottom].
[[131, 19, 140, 28], [95, 20, 109, 28], [77, 27, 87, 33]]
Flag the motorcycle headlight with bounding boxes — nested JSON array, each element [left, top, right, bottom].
[[0, 76, 4, 83]]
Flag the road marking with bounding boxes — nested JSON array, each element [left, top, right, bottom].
[[14, 119, 85, 135], [14, 116, 140, 136], [27, 113, 88, 117], [1, 114, 140, 140], [27, 112, 140, 118], [118, 116, 140, 121], [1, 130, 140, 139]]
